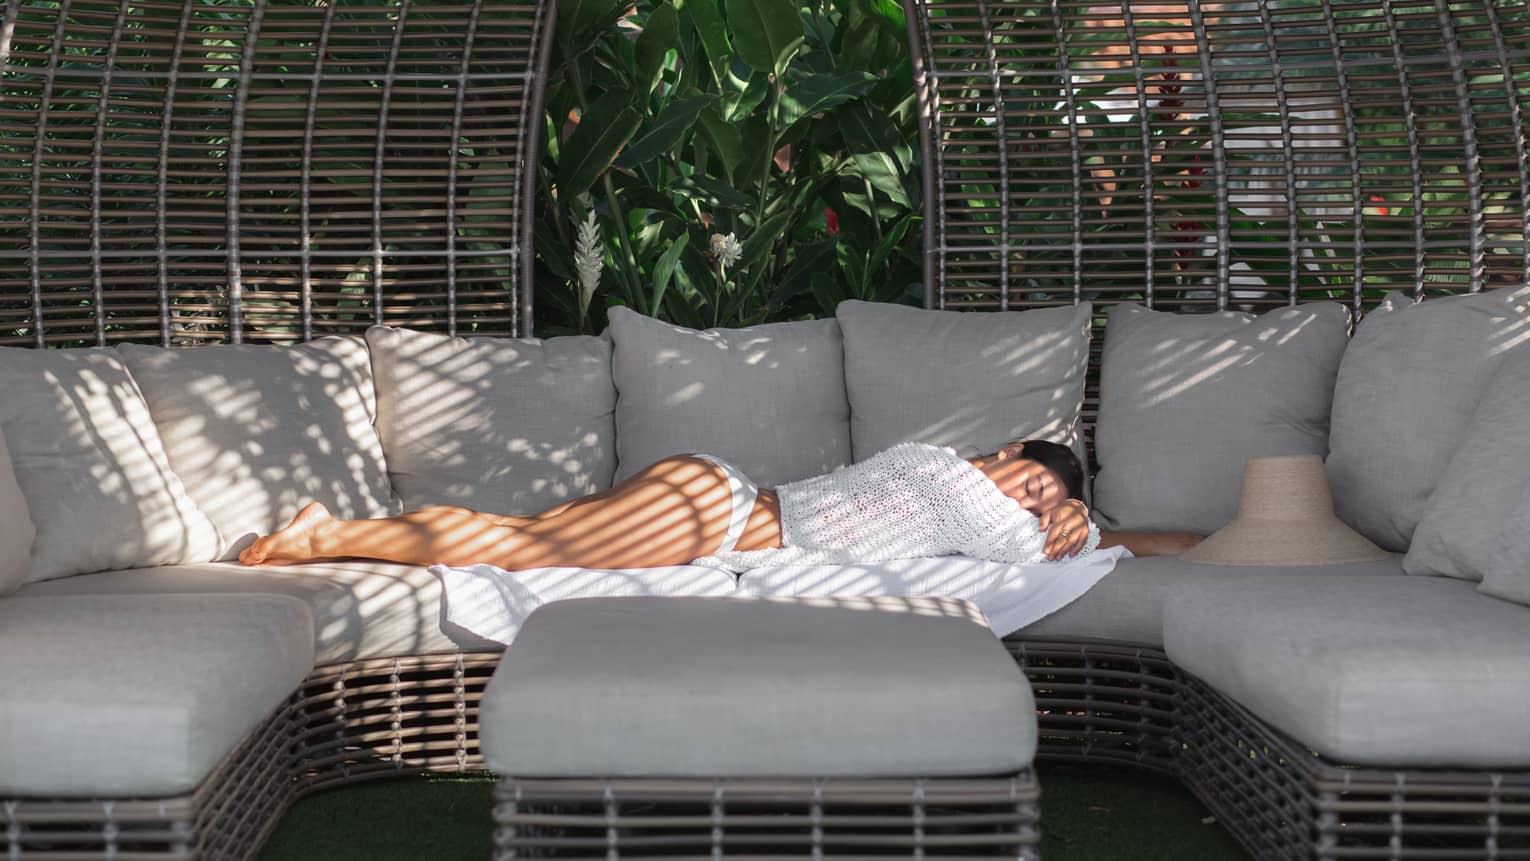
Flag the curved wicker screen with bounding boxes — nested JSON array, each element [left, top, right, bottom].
[[0, 0, 552, 347], [903, 0, 1530, 314]]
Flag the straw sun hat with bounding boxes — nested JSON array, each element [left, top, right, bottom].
[[1181, 454, 1389, 566]]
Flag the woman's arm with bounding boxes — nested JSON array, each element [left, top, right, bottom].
[[1098, 531, 1204, 557], [1038, 501, 1205, 559]]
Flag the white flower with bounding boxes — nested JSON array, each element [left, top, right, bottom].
[[709, 232, 742, 269], [574, 210, 603, 311]]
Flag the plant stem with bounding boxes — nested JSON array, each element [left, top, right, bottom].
[[602, 172, 649, 316], [864, 175, 884, 245], [755, 77, 781, 229], [566, 43, 649, 316]]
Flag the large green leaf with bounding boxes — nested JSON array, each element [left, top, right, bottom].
[[724, 68, 771, 123], [558, 0, 625, 41], [674, 175, 756, 210], [840, 103, 913, 208], [776, 71, 878, 130], [725, 0, 804, 76], [772, 236, 837, 305], [737, 211, 791, 284], [866, 0, 905, 31], [679, 0, 732, 89], [617, 93, 719, 167], [650, 232, 691, 312], [634, 3, 679, 96], [557, 92, 644, 199], [695, 106, 744, 182]]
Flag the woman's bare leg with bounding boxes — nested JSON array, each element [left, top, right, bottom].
[[238, 455, 775, 569]]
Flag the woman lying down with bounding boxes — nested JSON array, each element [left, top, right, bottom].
[[239, 439, 1203, 571]]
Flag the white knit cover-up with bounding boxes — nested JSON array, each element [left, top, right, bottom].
[[692, 441, 1101, 573]]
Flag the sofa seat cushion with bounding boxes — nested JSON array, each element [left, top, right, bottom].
[[0, 593, 314, 796], [1164, 575, 1530, 768], [1017, 553, 1403, 647], [15, 561, 463, 665], [480, 596, 1036, 778]]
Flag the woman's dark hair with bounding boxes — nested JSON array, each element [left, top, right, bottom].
[[1014, 439, 1085, 502]]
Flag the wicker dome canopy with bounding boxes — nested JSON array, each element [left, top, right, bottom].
[[0, 0, 553, 347], [903, 0, 1530, 314], [1, 0, 1525, 347]]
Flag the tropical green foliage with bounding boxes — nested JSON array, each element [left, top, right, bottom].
[[530, 0, 924, 336]]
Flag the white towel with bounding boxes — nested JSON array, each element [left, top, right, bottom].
[[432, 545, 1127, 647]]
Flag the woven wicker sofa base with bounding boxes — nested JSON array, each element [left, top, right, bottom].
[[491, 775, 1041, 858], [6, 641, 1529, 860], [1176, 672, 1530, 861]]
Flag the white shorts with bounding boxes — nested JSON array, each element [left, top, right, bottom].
[[691, 453, 759, 554]]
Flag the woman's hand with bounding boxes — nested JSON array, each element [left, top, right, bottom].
[[1039, 499, 1090, 560]]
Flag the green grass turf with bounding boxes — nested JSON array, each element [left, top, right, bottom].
[[257, 763, 1249, 860]]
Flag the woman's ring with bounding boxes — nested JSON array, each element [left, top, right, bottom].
[[1060, 528, 1071, 537]]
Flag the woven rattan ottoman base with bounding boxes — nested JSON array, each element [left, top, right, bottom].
[[1177, 672, 1530, 860], [482, 597, 1044, 859], [493, 775, 1041, 858]]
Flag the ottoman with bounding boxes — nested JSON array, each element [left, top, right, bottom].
[[481, 595, 1041, 859]]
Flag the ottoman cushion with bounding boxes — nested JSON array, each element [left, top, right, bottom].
[[0, 593, 315, 796], [1164, 575, 1530, 768], [480, 596, 1036, 778]]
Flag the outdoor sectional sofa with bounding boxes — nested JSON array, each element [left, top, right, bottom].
[[2, 0, 1530, 859]]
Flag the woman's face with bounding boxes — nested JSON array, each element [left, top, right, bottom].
[[988, 445, 1067, 516]]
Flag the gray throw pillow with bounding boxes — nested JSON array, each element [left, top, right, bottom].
[[1481, 481, 1530, 607], [0, 347, 221, 580], [1328, 288, 1530, 551], [366, 326, 617, 515], [1406, 347, 1530, 580], [0, 431, 35, 595], [119, 339, 399, 560], [607, 307, 851, 487], [1091, 303, 1351, 534], [836, 300, 1092, 468]]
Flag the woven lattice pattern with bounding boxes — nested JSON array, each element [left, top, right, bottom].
[[0, 0, 551, 347], [1006, 638, 1183, 774], [905, 0, 1530, 314], [1178, 672, 1530, 860], [493, 776, 1043, 858], [2, 697, 296, 861]]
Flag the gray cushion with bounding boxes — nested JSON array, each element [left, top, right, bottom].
[[1018, 552, 1404, 647], [480, 596, 1036, 778], [366, 326, 617, 514], [0, 347, 220, 581], [1406, 347, 1530, 581], [1328, 288, 1530, 551], [607, 307, 851, 487], [0, 593, 314, 795], [836, 299, 1092, 467], [1091, 303, 1350, 534], [16, 560, 463, 665], [1164, 575, 1530, 767], [118, 338, 399, 560], [0, 431, 34, 595], [1481, 482, 1530, 606]]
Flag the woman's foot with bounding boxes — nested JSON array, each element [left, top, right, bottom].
[[240, 502, 338, 566]]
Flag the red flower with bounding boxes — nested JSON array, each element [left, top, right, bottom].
[[824, 208, 840, 236]]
